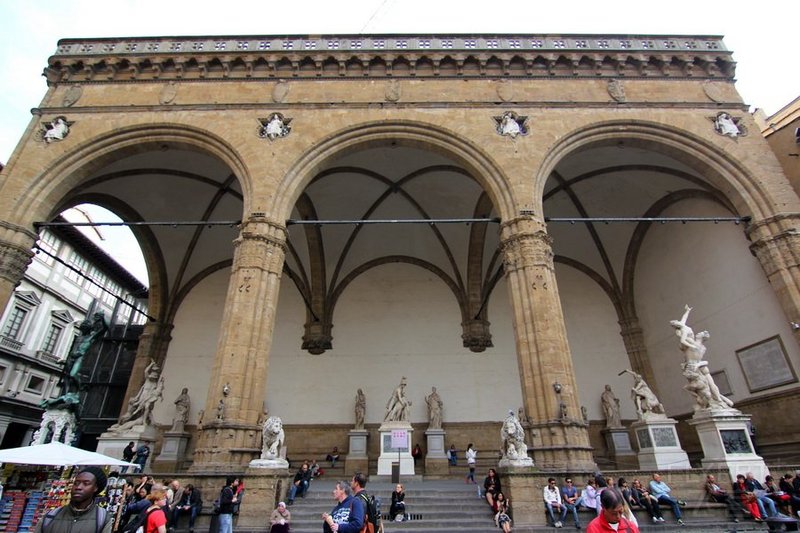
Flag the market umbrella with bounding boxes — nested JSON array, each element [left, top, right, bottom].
[[0, 441, 136, 467]]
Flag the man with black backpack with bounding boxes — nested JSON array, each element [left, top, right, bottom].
[[36, 466, 112, 533], [351, 472, 380, 533]]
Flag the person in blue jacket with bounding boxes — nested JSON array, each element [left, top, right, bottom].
[[322, 480, 364, 533]]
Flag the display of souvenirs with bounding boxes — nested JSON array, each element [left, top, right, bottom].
[[0, 491, 28, 532], [17, 490, 43, 532]]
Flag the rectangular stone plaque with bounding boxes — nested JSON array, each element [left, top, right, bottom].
[[382, 434, 408, 453], [737, 335, 797, 392], [720, 429, 753, 454], [652, 427, 677, 447], [636, 428, 652, 449]]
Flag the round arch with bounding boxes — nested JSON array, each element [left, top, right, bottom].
[[271, 120, 516, 222], [534, 120, 780, 220], [8, 123, 253, 226]]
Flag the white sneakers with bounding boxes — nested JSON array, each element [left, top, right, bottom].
[[555, 521, 563, 528]]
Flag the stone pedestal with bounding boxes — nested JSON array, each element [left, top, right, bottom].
[[153, 431, 190, 471], [32, 409, 78, 445], [631, 418, 690, 470], [602, 427, 637, 469], [687, 409, 767, 481], [236, 465, 290, 528], [424, 428, 449, 475], [97, 425, 159, 470], [377, 422, 414, 476], [498, 467, 544, 527], [346, 429, 369, 475]]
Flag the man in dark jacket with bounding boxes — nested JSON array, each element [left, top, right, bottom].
[[36, 467, 112, 533], [218, 477, 239, 533], [287, 463, 312, 504], [171, 484, 202, 532]]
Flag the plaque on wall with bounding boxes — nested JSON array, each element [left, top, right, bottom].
[[736, 335, 797, 393], [720, 429, 753, 454]]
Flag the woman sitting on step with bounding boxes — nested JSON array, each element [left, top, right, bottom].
[[390, 484, 406, 522], [494, 492, 512, 532]]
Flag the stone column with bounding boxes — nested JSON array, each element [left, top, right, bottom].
[[618, 315, 658, 394], [747, 214, 800, 342], [499, 216, 595, 470], [0, 221, 37, 311], [191, 216, 287, 471]]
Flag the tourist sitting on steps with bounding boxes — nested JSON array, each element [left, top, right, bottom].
[[287, 462, 312, 505], [390, 483, 406, 522]]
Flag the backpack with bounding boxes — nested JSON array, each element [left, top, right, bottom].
[[356, 492, 381, 533], [41, 505, 108, 533], [122, 507, 162, 533]]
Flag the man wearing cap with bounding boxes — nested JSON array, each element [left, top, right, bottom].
[[36, 466, 112, 533]]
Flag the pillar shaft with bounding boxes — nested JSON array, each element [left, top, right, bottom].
[[0, 221, 38, 311], [500, 216, 595, 470], [747, 214, 800, 344], [192, 216, 286, 470]]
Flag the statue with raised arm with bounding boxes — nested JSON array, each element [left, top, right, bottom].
[[670, 305, 736, 412], [621, 369, 666, 420], [354, 389, 366, 430], [425, 386, 443, 429], [384, 377, 412, 422], [108, 359, 164, 432]]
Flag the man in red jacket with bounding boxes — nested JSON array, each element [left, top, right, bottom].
[[587, 489, 640, 533]]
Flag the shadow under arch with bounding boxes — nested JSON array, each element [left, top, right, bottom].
[[50, 192, 169, 324], [534, 119, 775, 220], [9, 123, 253, 226], [271, 119, 516, 223]]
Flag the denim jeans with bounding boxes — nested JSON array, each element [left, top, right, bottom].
[[219, 513, 233, 533], [757, 496, 777, 517], [172, 505, 200, 529], [546, 503, 568, 525], [564, 503, 580, 526], [656, 495, 682, 520], [288, 480, 308, 501]]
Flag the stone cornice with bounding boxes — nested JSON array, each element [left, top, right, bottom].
[[45, 34, 735, 84]]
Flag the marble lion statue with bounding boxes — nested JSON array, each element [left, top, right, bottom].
[[261, 415, 285, 459], [501, 410, 528, 460]]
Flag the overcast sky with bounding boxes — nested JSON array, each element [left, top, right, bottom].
[[1, 0, 796, 283]]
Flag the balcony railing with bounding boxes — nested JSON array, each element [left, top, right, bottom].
[[0, 335, 24, 352], [36, 350, 62, 364]]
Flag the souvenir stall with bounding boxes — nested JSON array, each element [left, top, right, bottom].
[[0, 442, 135, 532]]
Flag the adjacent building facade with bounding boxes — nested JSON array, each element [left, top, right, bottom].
[[0, 34, 798, 478]]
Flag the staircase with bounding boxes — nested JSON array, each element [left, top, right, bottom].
[[285, 478, 495, 533]]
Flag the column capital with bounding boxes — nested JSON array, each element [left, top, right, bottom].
[[499, 217, 554, 273]]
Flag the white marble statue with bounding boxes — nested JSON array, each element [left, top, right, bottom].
[[108, 359, 164, 433], [261, 415, 285, 459], [601, 384, 623, 428], [354, 388, 366, 430], [621, 369, 666, 420], [170, 387, 191, 432], [714, 112, 741, 138], [384, 377, 412, 422], [500, 409, 532, 465], [43, 117, 70, 143], [425, 386, 443, 429], [670, 305, 736, 412]]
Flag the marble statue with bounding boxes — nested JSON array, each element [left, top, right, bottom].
[[670, 305, 736, 411], [601, 384, 623, 428], [260, 415, 285, 459], [216, 399, 225, 421], [384, 377, 412, 422], [500, 409, 529, 461], [197, 409, 205, 431], [259, 113, 292, 140], [425, 387, 443, 429], [170, 387, 191, 432], [621, 369, 666, 420], [714, 112, 741, 138], [108, 359, 164, 432], [41, 312, 107, 411], [581, 406, 588, 423], [354, 389, 366, 430], [42, 116, 70, 143]]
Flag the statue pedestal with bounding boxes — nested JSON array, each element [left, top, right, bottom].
[[377, 422, 414, 476], [346, 429, 368, 475], [32, 409, 78, 445], [153, 431, 191, 471], [631, 418, 691, 470], [236, 465, 289, 528], [601, 427, 637, 469], [687, 409, 767, 481], [96, 426, 159, 470], [424, 428, 449, 475]]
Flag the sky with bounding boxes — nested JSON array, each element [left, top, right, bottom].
[[0, 0, 797, 283]]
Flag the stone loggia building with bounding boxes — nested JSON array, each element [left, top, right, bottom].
[[0, 34, 799, 483]]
